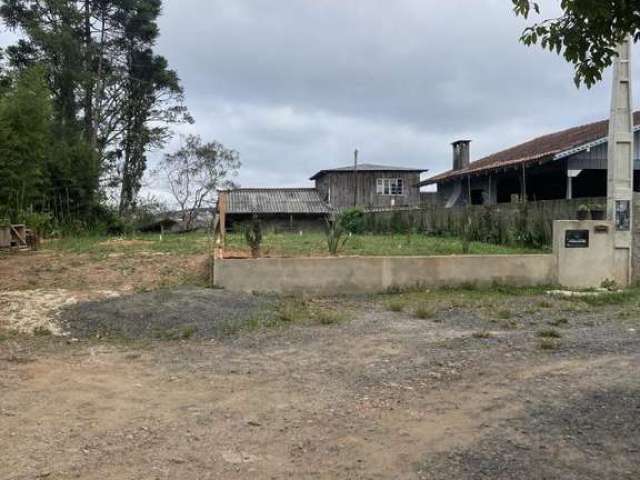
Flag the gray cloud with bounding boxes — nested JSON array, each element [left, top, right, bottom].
[[3, 2, 637, 203]]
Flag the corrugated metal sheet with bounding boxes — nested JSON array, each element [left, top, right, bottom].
[[224, 188, 331, 214]]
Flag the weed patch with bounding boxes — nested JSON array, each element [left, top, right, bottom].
[[472, 330, 493, 339], [537, 328, 562, 339], [414, 305, 434, 319], [387, 300, 405, 313], [538, 338, 561, 351]]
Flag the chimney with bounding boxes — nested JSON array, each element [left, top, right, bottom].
[[452, 140, 471, 171]]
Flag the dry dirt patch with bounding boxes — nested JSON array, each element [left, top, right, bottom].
[[0, 250, 208, 292], [0, 289, 120, 335]]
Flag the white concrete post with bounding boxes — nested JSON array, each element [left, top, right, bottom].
[[607, 36, 634, 284]]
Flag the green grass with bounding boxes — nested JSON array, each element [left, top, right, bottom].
[[42, 231, 545, 259], [225, 232, 544, 257], [44, 231, 210, 256], [538, 338, 561, 351]]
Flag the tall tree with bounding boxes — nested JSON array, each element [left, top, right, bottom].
[[512, 1, 640, 87], [0, 0, 191, 218], [0, 66, 53, 216], [159, 135, 240, 230]]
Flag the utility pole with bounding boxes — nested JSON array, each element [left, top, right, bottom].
[[607, 36, 634, 283], [353, 149, 359, 208]]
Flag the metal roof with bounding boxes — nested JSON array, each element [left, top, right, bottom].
[[310, 163, 427, 180], [222, 188, 331, 215], [421, 111, 640, 185]]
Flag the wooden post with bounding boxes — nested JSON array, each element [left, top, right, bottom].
[[217, 191, 228, 258], [521, 164, 527, 203], [353, 149, 359, 208]]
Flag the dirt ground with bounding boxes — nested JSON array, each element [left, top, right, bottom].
[[1, 249, 640, 479]]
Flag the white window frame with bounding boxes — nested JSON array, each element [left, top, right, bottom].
[[377, 178, 404, 196]]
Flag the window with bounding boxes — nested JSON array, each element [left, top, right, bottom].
[[377, 178, 404, 196]]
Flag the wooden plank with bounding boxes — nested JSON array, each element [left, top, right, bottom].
[[0, 226, 11, 248], [10, 224, 27, 246]]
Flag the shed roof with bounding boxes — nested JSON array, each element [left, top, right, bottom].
[[221, 188, 331, 215], [310, 163, 427, 180], [421, 111, 640, 185]]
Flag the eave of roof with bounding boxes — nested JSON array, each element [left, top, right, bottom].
[[220, 188, 332, 215], [421, 112, 640, 186], [310, 164, 428, 180]]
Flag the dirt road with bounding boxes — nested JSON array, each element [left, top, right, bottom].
[[1, 288, 639, 479]]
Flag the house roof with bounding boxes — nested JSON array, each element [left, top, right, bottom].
[[221, 188, 331, 215], [310, 163, 427, 180], [421, 111, 640, 185]]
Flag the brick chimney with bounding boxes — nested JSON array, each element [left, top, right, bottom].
[[452, 140, 471, 171]]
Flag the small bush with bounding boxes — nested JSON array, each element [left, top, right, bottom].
[[325, 216, 348, 255], [278, 298, 308, 323], [548, 317, 569, 327], [414, 305, 434, 319], [314, 309, 346, 325], [538, 338, 560, 351], [387, 300, 405, 312], [244, 215, 263, 258], [340, 208, 366, 234], [536, 328, 562, 339], [33, 326, 52, 336], [497, 309, 513, 320], [472, 330, 493, 339]]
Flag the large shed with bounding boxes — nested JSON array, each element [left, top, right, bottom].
[[422, 112, 640, 207], [218, 188, 332, 233]]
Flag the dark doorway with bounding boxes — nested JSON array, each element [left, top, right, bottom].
[[470, 189, 484, 205], [572, 170, 607, 198]]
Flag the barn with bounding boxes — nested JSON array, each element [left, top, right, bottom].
[[218, 188, 332, 233], [422, 112, 640, 207]]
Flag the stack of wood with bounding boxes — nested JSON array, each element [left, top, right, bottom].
[[0, 224, 33, 250]]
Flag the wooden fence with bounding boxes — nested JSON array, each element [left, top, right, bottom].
[[363, 198, 604, 248]]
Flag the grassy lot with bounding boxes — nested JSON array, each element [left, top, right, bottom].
[[225, 232, 545, 256], [41, 231, 544, 258], [44, 231, 210, 257]]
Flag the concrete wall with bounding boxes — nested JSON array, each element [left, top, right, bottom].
[[554, 220, 628, 289], [215, 218, 630, 294], [214, 254, 556, 295]]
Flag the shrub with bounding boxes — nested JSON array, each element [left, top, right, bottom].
[[536, 328, 562, 339], [340, 208, 366, 234], [414, 305, 434, 319], [387, 300, 405, 312], [325, 215, 348, 255], [245, 215, 263, 258]]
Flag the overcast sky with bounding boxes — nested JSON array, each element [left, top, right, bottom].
[[3, 1, 639, 203]]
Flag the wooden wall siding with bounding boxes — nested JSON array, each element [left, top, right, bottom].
[[226, 213, 326, 233], [569, 130, 640, 169], [315, 171, 422, 210]]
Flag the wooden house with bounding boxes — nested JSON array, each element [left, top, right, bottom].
[[422, 112, 640, 207], [311, 164, 428, 210]]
